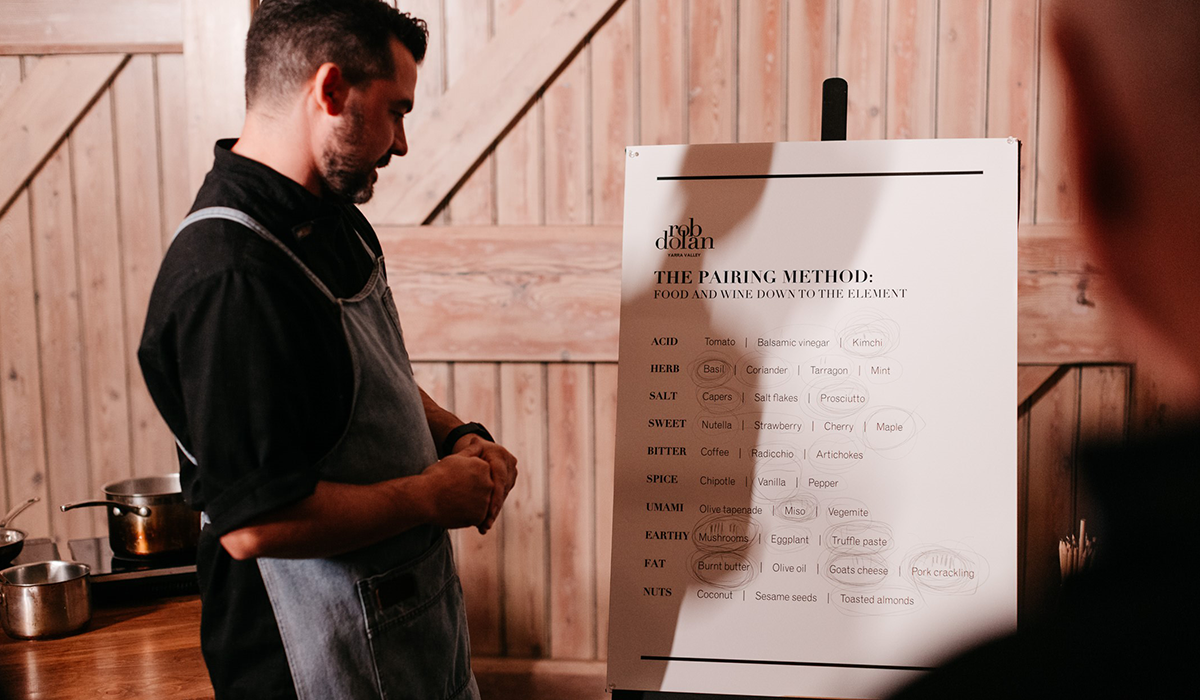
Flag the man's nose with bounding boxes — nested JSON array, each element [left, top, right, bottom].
[[391, 123, 407, 157]]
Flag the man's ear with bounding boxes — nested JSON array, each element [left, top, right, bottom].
[[1053, 19, 1135, 223], [312, 63, 349, 117]]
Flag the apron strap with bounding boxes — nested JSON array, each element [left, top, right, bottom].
[[175, 436, 198, 465], [174, 206, 339, 303], [170, 206, 344, 471]]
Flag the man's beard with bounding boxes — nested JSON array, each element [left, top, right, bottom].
[[318, 103, 390, 204]]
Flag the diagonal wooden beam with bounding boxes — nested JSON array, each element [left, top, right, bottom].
[[1018, 365, 1065, 406], [361, 0, 626, 226], [0, 53, 129, 219]]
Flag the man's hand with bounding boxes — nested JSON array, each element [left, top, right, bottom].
[[452, 433, 518, 533], [417, 388, 517, 533], [419, 443, 495, 529]]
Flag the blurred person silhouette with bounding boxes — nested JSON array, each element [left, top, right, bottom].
[[891, 1, 1200, 697]]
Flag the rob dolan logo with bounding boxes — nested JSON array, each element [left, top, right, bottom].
[[656, 217, 713, 257]]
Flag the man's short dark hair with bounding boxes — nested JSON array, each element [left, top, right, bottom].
[[245, 0, 428, 109]]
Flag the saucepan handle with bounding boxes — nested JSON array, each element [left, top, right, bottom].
[[59, 501, 152, 518]]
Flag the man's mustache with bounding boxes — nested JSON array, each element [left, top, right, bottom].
[[376, 152, 392, 169]]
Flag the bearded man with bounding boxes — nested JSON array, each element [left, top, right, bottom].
[[138, 2, 517, 698]]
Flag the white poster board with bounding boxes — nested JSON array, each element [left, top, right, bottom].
[[607, 138, 1018, 699]]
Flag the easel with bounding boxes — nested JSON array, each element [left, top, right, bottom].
[[610, 77, 849, 700], [821, 77, 848, 142]]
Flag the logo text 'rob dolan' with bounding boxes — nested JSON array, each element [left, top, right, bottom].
[[657, 218, 713, 256]]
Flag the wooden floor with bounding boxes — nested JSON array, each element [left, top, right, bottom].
[[474, 658, 608, 700], [0, 593, 612, 700]]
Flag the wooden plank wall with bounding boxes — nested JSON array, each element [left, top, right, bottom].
[[0, 0, 1140, 664], [1019, 365, 1129, 624], [382, 0, 1106, 660], [0, 50, 190, 541]]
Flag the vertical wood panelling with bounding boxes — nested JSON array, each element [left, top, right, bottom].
[[687, 0, 735, 144], [494, 0, 543, 225], [547, 364, 595, 658], [1019, 364, 1130, 629], [411, 362, 452, 407], [182, 0, 251, 191], [500, 363, 548, 656], [0, 56, 19, 100], [936, 0, 989, 138], [592, 362, 618, 659], [406, 0, 445, 110], [543, 52, 590, 225], [29, 139, 93, 542], [838, 0, 888, 140], [444, 0, 495, 224], [0, 53, 28, 525], [0, 190, 49, 536], [112, 55, 174, 476], [155, 54, 191, 241], [1076, 365, 1128, 529], [493, 108, 542, 223], [453, 362, 505, 656], [639, 0, 686, 145], [1016, 405, 1030, 628], [71, 91, 134, 534], [885, 0, 936, 139], [987, 0, 1039, 223], [737, 0, 785, 143], [411, 362, 461, 629], [0, 56, 49, 534], [0, 193, 14, 520], [786, 0, 838, 141], [1034, 0, 1078, 223], [589, 0, 635, 226], [1125, 336, 1195, 437], [1077, 366, 1129, 446], [1024, 367, 1078, 621], [401, 0, 448, 225]]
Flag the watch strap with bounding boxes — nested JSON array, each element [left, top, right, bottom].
[[439, 422, 495, 458]]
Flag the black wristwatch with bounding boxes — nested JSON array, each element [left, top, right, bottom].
[[439, 422, 495, 458]]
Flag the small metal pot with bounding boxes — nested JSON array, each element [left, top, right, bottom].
[[0, 529, 25, 568], [0, 560, 92, 639], [0, 497, 40, 567], [61, 474, 200, 558]]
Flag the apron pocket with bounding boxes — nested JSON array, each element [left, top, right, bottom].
[[355, 535, 473, 700]]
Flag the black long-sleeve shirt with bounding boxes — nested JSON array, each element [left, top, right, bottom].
[[139, 140, 383, 699]]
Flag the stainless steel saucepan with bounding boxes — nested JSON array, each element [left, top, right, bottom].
[[0, 560, 91, 639], [61, 474, 200, 558]]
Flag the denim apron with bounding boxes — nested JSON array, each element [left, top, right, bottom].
[[175, 207, 479, 700]]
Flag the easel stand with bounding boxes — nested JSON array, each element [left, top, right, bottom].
[[610, 77, 849, 700]]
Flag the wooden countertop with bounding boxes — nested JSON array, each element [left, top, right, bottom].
[[0, 595, 213, 700], [0, 594, 609, 700]]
